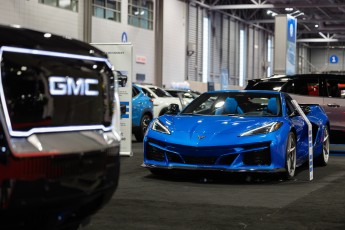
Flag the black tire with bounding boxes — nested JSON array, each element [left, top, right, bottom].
[[315, 126, 330, 166], [62, 223, 80, 230], [134, 114, 152, 142], [284, 132, 297, 180]]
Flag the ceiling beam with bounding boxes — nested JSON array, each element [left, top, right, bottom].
[[248, 19, 345, 24], [297, 38, 339, 42], [211, 3, 345, 10]]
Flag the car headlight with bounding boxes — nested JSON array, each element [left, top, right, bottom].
[[240, 122, 283, 136], [151, 119, 171, 135]]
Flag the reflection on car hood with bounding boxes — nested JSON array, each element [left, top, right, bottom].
[[157, 115, 283, 146]]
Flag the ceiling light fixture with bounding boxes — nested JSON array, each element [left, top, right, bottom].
[[290, 10, 300, 16], [266, 10, 277, 17], [294, 12, 305, 18]]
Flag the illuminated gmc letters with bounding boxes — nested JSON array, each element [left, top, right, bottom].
[[49, 76, 99, 96]]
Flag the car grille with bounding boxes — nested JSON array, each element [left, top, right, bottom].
[[219, 154, 239, 165], [146, 138, 271, 166], [242, 147, 271, 166], [146, 144, 165, 162], [183, 156, 218, 165], [166, 152, 183, 163]]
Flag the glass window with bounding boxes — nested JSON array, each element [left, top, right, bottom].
[[132, 86, 140, 97], [141, 88, 154, 99], [326, 79, 345, 98], [182, 92, 281, 117], [93, 0, 121, 22], [284, 94, 296, 116], [286, 78, 320, 96], [128, 0, 154, 30], [39, 0, 78, 12], [148, 87, 172, 98]]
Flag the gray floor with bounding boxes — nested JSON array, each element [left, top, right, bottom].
[[83, 141, 345, 230]]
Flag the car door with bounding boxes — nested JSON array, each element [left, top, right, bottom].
[[321, 77, 345, 144]]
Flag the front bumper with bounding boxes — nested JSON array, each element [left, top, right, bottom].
[[141, 163, 285, 173], [0, 146, 120, 229], [143, 137, 286, 173]]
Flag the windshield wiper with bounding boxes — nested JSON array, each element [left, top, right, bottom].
[[226, 114, 239, 116]]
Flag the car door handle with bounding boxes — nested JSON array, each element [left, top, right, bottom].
[[327, 103, 340, 108]]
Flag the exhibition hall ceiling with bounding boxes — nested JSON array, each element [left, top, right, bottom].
[[193, 0, 345, 47]]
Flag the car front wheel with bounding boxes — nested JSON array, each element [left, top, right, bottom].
[[134, 114, 152, 142], [284, 132, 297, 179]]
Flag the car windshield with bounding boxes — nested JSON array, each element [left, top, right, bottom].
[[181, 92, 281, 117], [149, 87, 172, 97], [168, 90, 198, 99]]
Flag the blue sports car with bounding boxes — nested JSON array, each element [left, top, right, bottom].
[[132, 84, 154, 141], [142, 90, 330, 179]]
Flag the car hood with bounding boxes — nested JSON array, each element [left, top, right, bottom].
[[155, 115, 284, 146]]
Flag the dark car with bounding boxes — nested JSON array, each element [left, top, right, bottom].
[[0, 25, 121, 229], [116, 70, 128, 87], [245, 74, 345, 151], [132, 84, 153, 141]]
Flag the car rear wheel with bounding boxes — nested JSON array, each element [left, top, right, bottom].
[[134, 114, 152, 142], [316, 126, 330, 166], [284, 132, 297, 179]]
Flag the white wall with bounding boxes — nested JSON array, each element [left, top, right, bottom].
[[92, 18, 155, 84], [91, 0, 155, 84], [0, 0, 79, 39], [310, 48, 345, 73], [162, 0, 187, 88], [0, 0, 156, 85]]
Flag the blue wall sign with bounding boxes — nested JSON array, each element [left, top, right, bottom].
[[121, 32, 128, 43], [330, 55, 339, 64], [120, 101, 129, 118], [287, 17, 296, 43]]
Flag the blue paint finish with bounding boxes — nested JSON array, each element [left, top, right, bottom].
[[143, 90, 329, 174], [132, 84, 153, 127]]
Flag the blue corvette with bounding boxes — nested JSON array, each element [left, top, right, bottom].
[[142, 90, 330, 179]]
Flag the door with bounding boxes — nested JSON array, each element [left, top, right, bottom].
[[322, 77, 345, 145]]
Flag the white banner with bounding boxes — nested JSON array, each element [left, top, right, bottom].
[[92, 43, 133, 156], [291, 100, 313, 181]]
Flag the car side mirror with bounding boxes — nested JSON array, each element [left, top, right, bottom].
[[166, 103, 180, 115]]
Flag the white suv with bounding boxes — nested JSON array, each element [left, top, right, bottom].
[[137, 84, 183, 117]]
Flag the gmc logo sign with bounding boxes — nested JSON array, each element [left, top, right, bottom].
[[49, 76, 99, 96]]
